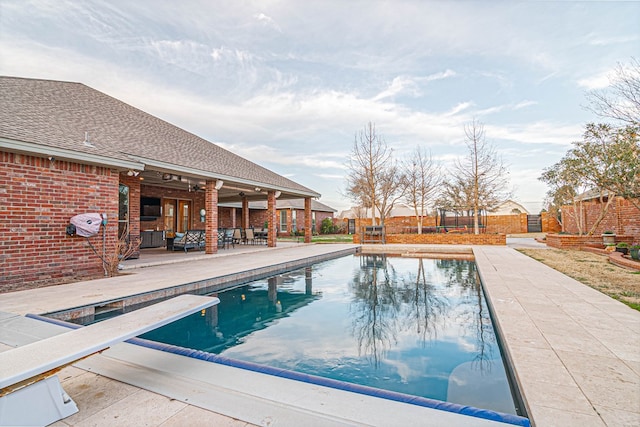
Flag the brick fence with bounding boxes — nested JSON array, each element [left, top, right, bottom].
[[353, 232, 506, 245], [561, 196, 640, 242], [546, 233, 635, 249], [343, 212, 560, 235]]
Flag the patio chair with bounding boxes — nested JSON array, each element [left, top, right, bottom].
[[217, 229, 226, 249], [223, 228, 235, 248], [245, 227, 255, 245], [232, 228, 243, 245]]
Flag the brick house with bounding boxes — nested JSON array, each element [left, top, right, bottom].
[[0, 76, 321, 291]]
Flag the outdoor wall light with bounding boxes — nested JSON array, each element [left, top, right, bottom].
[[200, 208, 206, 222], [126, 169, 139, 177], [274, 191, 281, 198], [214, 180, 224, 190]]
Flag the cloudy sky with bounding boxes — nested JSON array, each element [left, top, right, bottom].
[[1, 1, 638, 214]]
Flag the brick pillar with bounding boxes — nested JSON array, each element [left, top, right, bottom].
[[304, 198, 312, 243], [242, 197, 249, 229], [205, 180, 218, 254], [267, 191, 277, 247]]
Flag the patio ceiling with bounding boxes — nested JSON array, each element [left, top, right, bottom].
[[138, 169, 301, 203]]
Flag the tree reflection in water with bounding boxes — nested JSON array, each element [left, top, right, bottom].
[[436, 259, 496, 373], [350, 255, 495, 374], [350, 254, 401, 366]]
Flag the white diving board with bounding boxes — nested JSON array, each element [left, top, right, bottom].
[[0, 294, 219, 426]]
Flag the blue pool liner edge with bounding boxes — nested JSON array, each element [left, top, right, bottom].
[[27, 313, 530, 427]]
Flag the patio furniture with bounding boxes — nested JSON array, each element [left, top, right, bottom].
[[0, 295, 219, 427], [140, 230, 165, 248], [172, 230, 205, 252], [255, 228, 267, 245], [245, 227, 255, 245], [218, 228, 234, 249], [232, 228, 243, 245]]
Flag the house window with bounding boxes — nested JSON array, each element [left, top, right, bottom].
[[312, 212, 316, 232], [118, 183, 129, 239], [291, 210, 297, 233], [279, 210, 287, 232]]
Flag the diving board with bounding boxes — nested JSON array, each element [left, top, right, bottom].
[[0, 294, 219, 426]]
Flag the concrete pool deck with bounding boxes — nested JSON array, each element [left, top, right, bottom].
[[0, 243, 638, 426]]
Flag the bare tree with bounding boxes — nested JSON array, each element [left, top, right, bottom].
[[451, 119, 511, 234], [585, 57, 640, 126], [403, 147, 441, 234], [376, 159, 405, 231], [345, 122, 403, 228]]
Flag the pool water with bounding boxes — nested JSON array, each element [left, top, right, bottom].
[[140, 254, 517, 415]]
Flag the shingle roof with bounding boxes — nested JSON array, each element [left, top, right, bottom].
[[0, 76, 319, 198]]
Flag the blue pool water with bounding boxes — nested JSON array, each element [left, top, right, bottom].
[[140, 254, 517, 415]]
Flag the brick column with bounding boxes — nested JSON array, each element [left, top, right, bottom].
[[205, 180, 218, 254], [267, 191, 277, 247], [242, 197, 249, 229], [304, 197, 312, 243]]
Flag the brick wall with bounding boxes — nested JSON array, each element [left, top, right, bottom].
[[485, 213, 528, 234], [541, 211, 562, 233], [344, 213, 529, 235], [353, 232, 506, 245], [561, 196, 640, 241], [546, 233, 635, 249], [0, 151, 119, 291]]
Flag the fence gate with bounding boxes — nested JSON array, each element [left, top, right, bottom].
[[348, 219, 356, 234], [527, 215, 542, 233]]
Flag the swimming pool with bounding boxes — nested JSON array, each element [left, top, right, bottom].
[[139, 254, 519, 416]]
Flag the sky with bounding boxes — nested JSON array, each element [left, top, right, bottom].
[[1, 1, 638, 215]]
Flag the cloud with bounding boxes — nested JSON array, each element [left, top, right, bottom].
[[372, 70, 457, 102], [514, 100, 537, 110], [254, 12, 282, 32], [588, 34, 639, 47], [577, 71, 610, 90], [485, 122, 580, 146], [444, 102, 474, 117]]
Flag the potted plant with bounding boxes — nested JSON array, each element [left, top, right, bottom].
[[615, 242, 629, 255], [602, 230, 616, 246], [630, 244, 640, 261]]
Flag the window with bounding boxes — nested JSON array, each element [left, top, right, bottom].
[[279, 210, 287, 232], [291, 210, 297, 232], [118, 184, 129, 239]]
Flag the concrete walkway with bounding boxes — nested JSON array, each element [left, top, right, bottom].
[[475, 246, 639, 427], [1, 243, 638, 426]]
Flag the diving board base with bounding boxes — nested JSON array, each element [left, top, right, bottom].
[[0, 375, 78, 426]]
